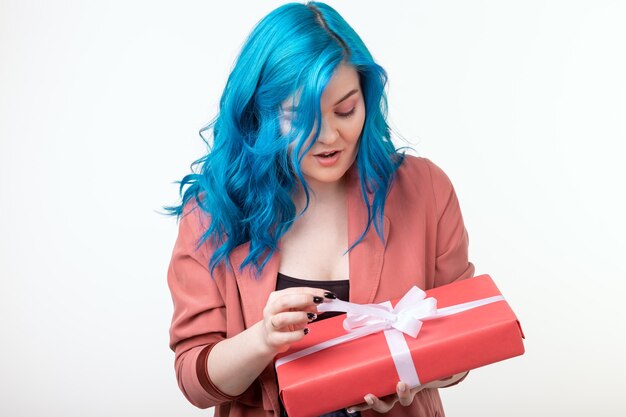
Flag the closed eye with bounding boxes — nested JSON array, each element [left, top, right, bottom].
[[336, 107, 356, 118]]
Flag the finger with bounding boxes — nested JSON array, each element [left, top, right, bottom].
[[396, 381, 414, 407], [277, 286, 337, 297], [363, 393, 394, 413], [270, 311, 317, 330], [266, 293, 328, 316], [270, 287, 337, 303], [265, 324, 310, 347], [345, 400, 369, 413], [346, 392, 395, 414]]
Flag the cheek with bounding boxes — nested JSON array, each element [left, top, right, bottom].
[[346, 112, 365, 144]]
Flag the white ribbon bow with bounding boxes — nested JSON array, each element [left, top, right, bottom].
[[317, 286, 438, 338]]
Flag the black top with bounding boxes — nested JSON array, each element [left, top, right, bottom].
[[275, 272, 360, 417], [276, 272, 350, 322]]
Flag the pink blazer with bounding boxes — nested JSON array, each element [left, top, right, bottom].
[[167, 155, 475, 417]]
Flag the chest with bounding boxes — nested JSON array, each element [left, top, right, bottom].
[[277, 205, 350, 281]]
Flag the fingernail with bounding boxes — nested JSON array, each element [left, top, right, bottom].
[[398, 382, 406, 392], [303, 328, 309, 335], [364, 396, 373, 406], [313, 296, 323, 304], [346, 409, 356, 414], [324, 291, 337, 299], [307, 312, 317, 320]]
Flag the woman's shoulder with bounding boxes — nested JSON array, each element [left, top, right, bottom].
[[395, 154, 455, 193], [175, 195, 217, 252], [179, 195, 210, 228]]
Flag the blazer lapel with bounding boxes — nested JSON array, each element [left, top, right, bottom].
[[230, 243, 282, 412], [230, 242, 280, 329], [345, 162, 390, 304]]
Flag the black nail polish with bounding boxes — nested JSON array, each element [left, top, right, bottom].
[[303, 328, 309, 335], [313, 296, 323, 304], [307, 312, 317, 320], [324, 291, 337, 299]]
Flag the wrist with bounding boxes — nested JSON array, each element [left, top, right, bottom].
[[252, 320, 279, 358]]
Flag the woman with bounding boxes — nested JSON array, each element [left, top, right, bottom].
[[165, 2, 473, 416]]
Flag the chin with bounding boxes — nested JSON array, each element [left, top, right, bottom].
[[300, 154, 356, 186], [308, 173, 348, 185]]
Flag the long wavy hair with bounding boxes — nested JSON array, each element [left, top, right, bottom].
[[163, 1, 408, 279]]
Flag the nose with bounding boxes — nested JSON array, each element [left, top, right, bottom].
[[315, 116, 339, 145]]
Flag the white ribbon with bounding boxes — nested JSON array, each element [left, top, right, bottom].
[[275, 285, 505, 387]]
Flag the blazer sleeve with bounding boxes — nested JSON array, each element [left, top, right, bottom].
[[425, 158, 475, 388], [425, 158, 475, 288], [167, 201, 247, 408]]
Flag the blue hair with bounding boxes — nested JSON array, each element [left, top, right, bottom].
[[163, 1, 409, 279]]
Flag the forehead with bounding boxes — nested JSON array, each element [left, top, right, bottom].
[[281, 63, 360, 110]]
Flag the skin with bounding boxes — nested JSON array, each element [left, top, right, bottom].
[[208, 62, 469, 408], [277, 62, 363, 281], [280, 61, 365, 201]]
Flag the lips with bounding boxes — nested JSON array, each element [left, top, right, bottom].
[[313, 150, 342, 167], [314, 150, 340, 156]]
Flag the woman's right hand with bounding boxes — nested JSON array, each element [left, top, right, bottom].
[[261, 287, 336, 354]]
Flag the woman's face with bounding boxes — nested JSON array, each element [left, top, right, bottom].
[[280, 63, 366, 189]]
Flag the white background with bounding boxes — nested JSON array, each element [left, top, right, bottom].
[[1, 1, 625, 416]]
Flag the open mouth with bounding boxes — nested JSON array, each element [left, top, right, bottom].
[[316, 151, 339, 158]]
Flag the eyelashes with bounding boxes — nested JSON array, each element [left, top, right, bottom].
[[281, 106, 357, 122], [336, 107, 356, 118]]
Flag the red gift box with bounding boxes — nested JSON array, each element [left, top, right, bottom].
[[274, 274, 525, 417]]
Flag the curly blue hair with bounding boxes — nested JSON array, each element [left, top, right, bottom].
[[163, 1, 409, 279]]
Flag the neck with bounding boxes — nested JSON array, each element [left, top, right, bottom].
[[293, 175, 347, 213]]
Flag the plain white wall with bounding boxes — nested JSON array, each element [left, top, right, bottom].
[[1, 1, 624, 416]]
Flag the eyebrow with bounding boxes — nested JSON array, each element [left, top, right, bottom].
[[284, 88, 359, 112], [333, 88, 359, 106]]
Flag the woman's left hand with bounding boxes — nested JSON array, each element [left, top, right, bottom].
[[345, 380, 433, 414]]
